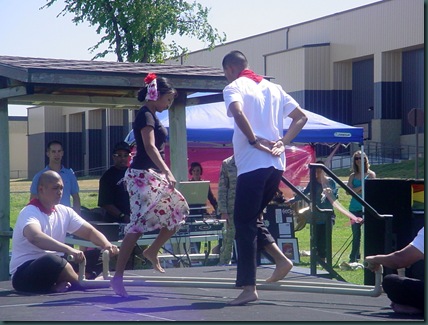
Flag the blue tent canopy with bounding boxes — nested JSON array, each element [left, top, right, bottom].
[[126, 101, 363, 145]]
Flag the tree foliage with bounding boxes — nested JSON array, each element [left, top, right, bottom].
[[42, 0, 226, 62]]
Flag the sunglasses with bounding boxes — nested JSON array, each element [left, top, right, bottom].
[[113, 153, 130, 158], [354, 157, 366, 161]]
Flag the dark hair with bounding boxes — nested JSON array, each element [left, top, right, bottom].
[[137, 76, 177, 102], [314, 160, 325, 173], [222, 50, 248, 70], [112, 141, 131, 154], [189, 161, 203, 175], [46, 140, 63, 152]]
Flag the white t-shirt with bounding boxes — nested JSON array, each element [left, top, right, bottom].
[[223, 77, 299, 176], [410, 227, 424, 254], [10, 204, 85, 276]]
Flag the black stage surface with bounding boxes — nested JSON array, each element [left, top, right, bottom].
[[0, 265, 424, 322]]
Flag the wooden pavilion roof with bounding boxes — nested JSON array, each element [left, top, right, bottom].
[[0, 55, 227, 108]]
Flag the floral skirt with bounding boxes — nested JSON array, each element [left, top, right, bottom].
[[124, 168, 189, 234]]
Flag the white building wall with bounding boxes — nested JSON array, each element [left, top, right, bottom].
[[9, 119, 28, 179], [259, 45, 331, 94], [69, 113, 83, 132], [46, 106, 66, 132], [168, 0, 424, 154], [304, 46, 330, 90], [28, 106, 46, 135], [333, 62, 353, 90], [88, 109, 103, 129], [176, 28, 290, 74], [108, 108, 125, 126], [265, 48, 305, 93], [171, 0, 423, 85]]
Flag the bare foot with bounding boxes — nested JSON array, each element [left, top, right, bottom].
[[391, 302, 423, 315], [266, 259, 293, 283], [143, 249, 165, 273], [228, 287, 258, 306], [51, 281, 71, 293], [110, 276, 129, 298]]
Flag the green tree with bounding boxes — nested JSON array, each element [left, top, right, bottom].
[[42, 0, 226, 63]]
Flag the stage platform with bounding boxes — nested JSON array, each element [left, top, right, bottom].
[[0, 265, 423, 322]]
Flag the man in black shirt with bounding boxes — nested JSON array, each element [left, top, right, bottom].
[[98, 141, 131, 223]]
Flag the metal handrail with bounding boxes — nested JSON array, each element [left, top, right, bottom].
[[309, 163, 393, 220], [281, 163, 392, 280], [281, 176, 310, 204], [281, 176, 335, 215]]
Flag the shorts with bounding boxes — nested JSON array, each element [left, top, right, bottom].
[[12, 254, 67, 293]]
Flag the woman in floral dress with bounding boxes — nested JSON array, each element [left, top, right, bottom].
[[111, 73, 189, 297]]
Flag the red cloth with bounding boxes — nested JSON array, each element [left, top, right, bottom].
[[238, 69, 263, 83], [27, 198, 56, 215]]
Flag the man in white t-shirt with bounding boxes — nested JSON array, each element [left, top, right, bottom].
[[365, 227, 424, 315], [10, 170, 119, 293], [222, 50, 308, 305]]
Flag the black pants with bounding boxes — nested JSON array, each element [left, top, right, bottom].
[[313, 215, 335, 260], [12, 250, 102, 293], [349, 211, 363, 262], [382, 274, 424, 310], [12, 254, 67, 293], [233, 167, 283, 287], [314, 223, 327, 259]]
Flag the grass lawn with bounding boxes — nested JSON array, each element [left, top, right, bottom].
[[8, 158, 424, 284]]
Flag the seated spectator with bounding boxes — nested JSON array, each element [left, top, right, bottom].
[[98, 141, 131, 224], [188, 161, 218, 214], [10, 170, 119, 293], [365, 227, 424, 315], [188, 161, 218, 254]]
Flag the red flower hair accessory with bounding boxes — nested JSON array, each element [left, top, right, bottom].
[[144, 73, 158, 101], [144, 73, 157, 84]]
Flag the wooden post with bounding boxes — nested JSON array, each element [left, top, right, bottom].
[[0, 77, 11, 281], [168, 92, 188, 183], [167, 92, 188, 257]]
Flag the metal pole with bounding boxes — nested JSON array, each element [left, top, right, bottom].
[[415, 125, 418, 179], [309, 166, 317, 276], [78, 251, 383, 297]]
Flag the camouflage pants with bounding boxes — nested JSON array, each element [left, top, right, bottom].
[[218, 215, 236, 265]]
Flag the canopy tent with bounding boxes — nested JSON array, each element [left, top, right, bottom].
[[126, 101, 364, 145]]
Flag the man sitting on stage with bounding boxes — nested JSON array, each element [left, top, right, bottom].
[[10, 170, 119, 293], [365, 227, 424, 315]]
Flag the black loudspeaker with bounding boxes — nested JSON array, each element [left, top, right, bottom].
[[364, 179, 424, 285], [262, 204, 295, 240]]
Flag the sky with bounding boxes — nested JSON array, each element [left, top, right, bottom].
[[2, 0, 381, 116]]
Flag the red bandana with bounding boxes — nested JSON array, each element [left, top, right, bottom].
[[238, 69, 263, 83], [27, 198, 56, 215]]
